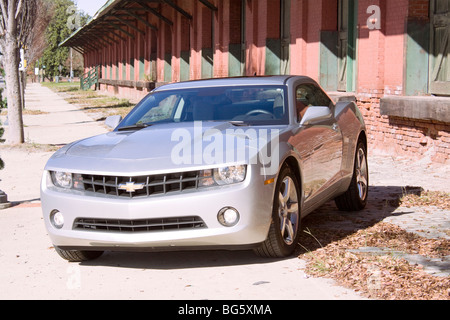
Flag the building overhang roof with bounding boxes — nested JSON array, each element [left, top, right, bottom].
[[60, 0, 217, 54]]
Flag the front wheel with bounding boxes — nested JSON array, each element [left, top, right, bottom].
[[254, 166, 301, 258], [54, 246, 104, 262], [335, 141, 369, 211]]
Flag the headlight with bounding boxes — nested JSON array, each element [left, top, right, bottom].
[[51, 172, 73, 189], [50, 172, 84, 190], [213, 165, 246, 185]]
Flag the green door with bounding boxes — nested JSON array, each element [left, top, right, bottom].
[[337, 0, 356, 92], [228, 0, 246, 77], [430, 0, 450, 95], [338, 0, 349, 91]]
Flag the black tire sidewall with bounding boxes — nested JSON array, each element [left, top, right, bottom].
[[271, 166, 301, 256]]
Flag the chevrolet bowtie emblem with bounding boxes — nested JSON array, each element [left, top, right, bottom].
[[118, 182, 145, 193]]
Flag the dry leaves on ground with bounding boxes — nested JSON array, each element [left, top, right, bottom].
[[400, 190, 450, 210], [299, 222, 449, 300]]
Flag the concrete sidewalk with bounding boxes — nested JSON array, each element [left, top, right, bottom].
[[18, 82, 107, 146], [0, 83, 107, 203]]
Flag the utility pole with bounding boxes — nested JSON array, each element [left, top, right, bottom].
[[70, 48, 73, 82]]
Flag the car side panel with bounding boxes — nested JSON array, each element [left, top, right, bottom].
[[334, 101, 367, 193]]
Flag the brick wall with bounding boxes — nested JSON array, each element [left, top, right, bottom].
[[408, 0, 430, 19], [359, 95, 450, 163], [353, 0, 448, 164]]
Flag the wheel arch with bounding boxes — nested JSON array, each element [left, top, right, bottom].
[[358, 130, 368, 151], [282, 156, 302, 185], [279, 155, 303, 207]]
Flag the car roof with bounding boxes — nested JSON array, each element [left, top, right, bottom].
[[154, 75, 313, 91]]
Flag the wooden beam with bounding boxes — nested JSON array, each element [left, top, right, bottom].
[[90, 33, 114, 46], [101, 27, 129, 42], [120, 9, 158, 31], [161, 0, 192, 20], [198, 0, 217, 11], [134, 2, 173, 26], [81, 40, 101, 52], [108, 22, 136, 38], [113, 15, 146, 35], [95, 31, 122, 45], [72, 46, 85, 54]]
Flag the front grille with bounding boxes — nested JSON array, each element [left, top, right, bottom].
[[80, 170, 210, 199], [73, 216, 207, 233]]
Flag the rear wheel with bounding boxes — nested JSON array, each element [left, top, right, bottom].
[[255, 166, 301, 258], [55, 246, 104, 262], [335, 140, 368, 211]]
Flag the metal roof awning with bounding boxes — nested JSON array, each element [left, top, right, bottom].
[[60, 0, 218, 54]]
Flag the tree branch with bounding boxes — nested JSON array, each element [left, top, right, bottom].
[[0, 0, 8, 31], [15, 0, 22, 19]]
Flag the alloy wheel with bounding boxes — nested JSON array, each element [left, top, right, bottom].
[[278, 176, 299, 245], [355, 147, 368, 201]]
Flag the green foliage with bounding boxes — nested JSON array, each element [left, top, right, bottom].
[[0, 89, 6, 110], [41, 0, 89, 78], [0, 68, 6, 110]]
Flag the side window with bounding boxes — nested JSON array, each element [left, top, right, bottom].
[[295, 84, 314, 122], [313, 86, 332, 107], [295, 84, 332, 122]]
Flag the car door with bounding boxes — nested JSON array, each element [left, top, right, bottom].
[[289, 83, 343, 210]]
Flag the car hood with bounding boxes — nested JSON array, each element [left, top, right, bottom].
[[46, 122, 286, 175]]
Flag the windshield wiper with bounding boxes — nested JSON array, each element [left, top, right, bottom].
[[117, 123, 152, 131], [228, 121, 251, 127]]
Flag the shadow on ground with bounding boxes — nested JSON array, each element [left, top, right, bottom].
[[296, 185, 422, 254], [80, 185, 418, 270]]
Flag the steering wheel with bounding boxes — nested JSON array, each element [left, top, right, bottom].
[[245, 109, 274, 117]]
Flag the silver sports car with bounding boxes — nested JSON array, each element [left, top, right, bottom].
[[41, 76, 368, 261]]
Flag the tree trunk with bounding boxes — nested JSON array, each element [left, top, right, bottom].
[[4, 34, 24, 145]]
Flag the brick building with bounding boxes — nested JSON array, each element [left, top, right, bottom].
[[61, 0, 450, 163]]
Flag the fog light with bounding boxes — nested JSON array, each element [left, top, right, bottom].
[[218, 207, 239, 227], [50, 210, 64, 229]]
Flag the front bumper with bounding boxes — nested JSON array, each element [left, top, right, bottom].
[[41, 166, 275, 251]]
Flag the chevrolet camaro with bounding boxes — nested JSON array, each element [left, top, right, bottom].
[[41, 76, 368, 261]]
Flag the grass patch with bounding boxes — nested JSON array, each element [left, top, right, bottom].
[[1, 109, 49, 116], [0, 142, 63, 153], [41, 81, 81, 93], [42, 81, 135, 119]]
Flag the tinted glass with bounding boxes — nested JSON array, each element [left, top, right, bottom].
[[118, 85, 288, 128]]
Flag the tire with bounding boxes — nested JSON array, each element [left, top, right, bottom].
[[55, 246, 104, 262], [335, 140, 369, 211], [255, 166, 301, 258]]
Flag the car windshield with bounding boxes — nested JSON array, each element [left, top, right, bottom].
[[117, 85, 288, 129]]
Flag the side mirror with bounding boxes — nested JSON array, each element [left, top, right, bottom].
[[300, 106, 332, 126], [105, 115, 122, 129]]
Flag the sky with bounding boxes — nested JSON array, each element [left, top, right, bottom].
[[75, 0, 106, 17]]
